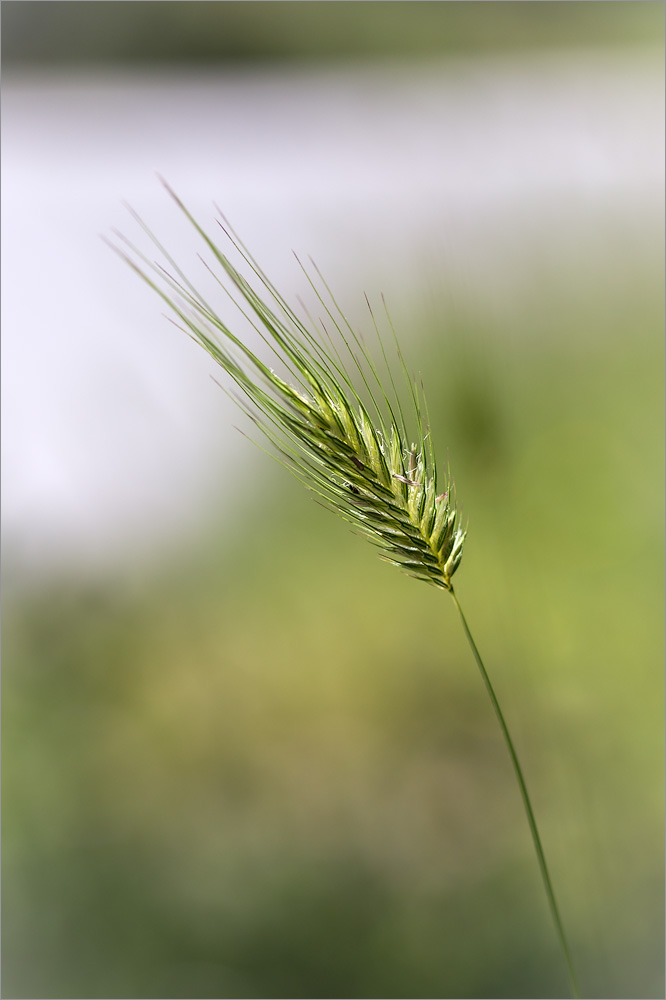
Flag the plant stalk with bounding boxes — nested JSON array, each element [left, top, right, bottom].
[[448, 588, 581, 1000]]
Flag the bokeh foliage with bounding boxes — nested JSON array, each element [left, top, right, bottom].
[[3, 210, 663, 998], [2, 1, 664, 67]]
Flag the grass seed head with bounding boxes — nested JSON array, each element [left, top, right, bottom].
[[112, 184, 466, 591]]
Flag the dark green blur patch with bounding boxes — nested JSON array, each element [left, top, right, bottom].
[[2, 1, 664, 68]]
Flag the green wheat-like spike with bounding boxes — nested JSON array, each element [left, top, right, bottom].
[[111, 187, 581, 1000], [111, 184, 466, 593]]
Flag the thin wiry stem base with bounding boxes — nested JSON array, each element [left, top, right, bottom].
[[449, 588, 581, 1000]]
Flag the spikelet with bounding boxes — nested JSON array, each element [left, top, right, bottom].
[[111, 185, 466, 591]]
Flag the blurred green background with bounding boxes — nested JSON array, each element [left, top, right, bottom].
[[3, 3, 664, 1000], [2, 0, 664, 65]]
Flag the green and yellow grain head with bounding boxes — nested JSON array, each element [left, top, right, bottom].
[[112, 184, 466, 593]]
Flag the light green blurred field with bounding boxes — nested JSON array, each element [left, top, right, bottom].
[[3, 208, 663, 999]]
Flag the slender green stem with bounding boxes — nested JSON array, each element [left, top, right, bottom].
[[448, 588, 581, 1000]]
